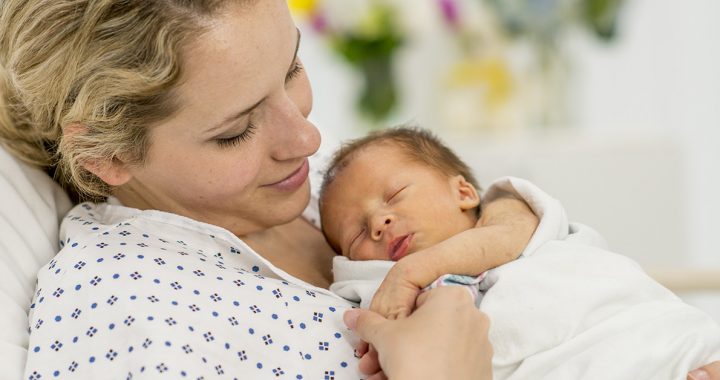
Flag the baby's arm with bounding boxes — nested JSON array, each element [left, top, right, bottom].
[[370, 194, 538, 318], [404, 194, 538, 287]]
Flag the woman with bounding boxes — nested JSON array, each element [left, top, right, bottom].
[[0, 1, 518, 378]]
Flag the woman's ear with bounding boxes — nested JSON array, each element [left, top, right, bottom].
[[450, 175, 481, 211], [83, 159, 132, 187], [64, 123, 133, 187]]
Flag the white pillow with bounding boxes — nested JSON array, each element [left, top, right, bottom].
[[0, 145, 71, 379]]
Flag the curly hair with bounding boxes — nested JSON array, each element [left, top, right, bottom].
[[0, 0, 240, 200]]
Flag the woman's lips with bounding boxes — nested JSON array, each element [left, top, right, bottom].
[[264, 159, 309, 192], [388, 234, 413, 261]]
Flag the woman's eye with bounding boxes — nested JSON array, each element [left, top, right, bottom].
[[216, 122, 257, 148], [285, 61, 303, 83]]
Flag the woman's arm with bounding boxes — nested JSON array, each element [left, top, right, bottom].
[[345, 286, 493, 380]]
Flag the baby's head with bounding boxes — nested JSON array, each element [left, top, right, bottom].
[[320, 126, 482, 261]]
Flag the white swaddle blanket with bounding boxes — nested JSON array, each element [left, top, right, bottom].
[[331, 177, 720, 380]]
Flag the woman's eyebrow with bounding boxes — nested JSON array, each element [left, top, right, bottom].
[[204, 28, 301, 135]]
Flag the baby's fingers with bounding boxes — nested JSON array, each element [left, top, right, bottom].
[[387, 309, 410, 320], [373, 302, 412, 320], [369, 292, 416, 319]]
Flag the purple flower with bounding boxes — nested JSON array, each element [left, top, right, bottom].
[[438, 0, 460, 28], [310, 10, 329, 34]]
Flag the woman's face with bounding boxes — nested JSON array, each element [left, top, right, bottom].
[[117, 0, 319, 236]]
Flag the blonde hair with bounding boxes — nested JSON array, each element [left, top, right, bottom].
[[0, 0, 235, 200]]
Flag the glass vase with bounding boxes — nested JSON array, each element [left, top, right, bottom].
[[356, 53, 397, 127]]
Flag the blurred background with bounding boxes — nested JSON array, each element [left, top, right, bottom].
[[289, 0, 720, 319]]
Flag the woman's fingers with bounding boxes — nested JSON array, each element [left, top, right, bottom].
[[355, 340, 369, 357], [344, 308, 386, 343], [688, 369, 710, 380], [359, 348, 382, 375], [689, 361, 720, 380], [343, 287, 494, 380], [415, 290, 431, 307], [345, 309, 385, 374], [366, 371, 388, 380]]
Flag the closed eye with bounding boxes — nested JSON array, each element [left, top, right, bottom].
[[387, 186, 407, 202], [285, 61, 303, 83], [347, 228, 365, 254], [215, 122, 257, 148]]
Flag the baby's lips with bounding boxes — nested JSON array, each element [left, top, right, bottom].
[[388, 234, 413, 261]]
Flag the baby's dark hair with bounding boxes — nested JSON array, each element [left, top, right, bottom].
[[320, 125, 482, 213]]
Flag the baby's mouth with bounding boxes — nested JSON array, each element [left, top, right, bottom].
[[387, 234, 413, 261]]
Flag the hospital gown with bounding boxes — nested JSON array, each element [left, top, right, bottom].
[[23, 144, 364, 379], [23, 201, 362, 379]]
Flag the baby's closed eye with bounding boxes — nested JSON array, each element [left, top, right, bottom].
[[386, 186, 407, 203]]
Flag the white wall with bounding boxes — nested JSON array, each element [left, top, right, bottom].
[[570, 0, 720, 317], [571, 0, 720, 268], [298, 0, 720, 317]]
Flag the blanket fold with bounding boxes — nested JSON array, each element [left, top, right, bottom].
[[332, 176, 720, 379]]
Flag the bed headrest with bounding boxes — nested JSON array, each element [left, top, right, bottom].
[[0, 144, 71, 378]]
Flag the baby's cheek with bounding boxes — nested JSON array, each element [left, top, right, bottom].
[[352, 244, 383, 261]]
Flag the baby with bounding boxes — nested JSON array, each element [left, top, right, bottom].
[[320, 128, 720, 380], [319, 126, 538, 317], [320, 127, 720, 379]]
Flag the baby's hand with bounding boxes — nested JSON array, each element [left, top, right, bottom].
[[369, 261, 424, 320]]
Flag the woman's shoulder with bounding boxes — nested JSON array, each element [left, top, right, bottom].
[[53, 201, 289, 289], [60, 201, 140, 244], [35, 201, 252, 322], [60, 201, 244, 253], [51, 202, 229, 289]]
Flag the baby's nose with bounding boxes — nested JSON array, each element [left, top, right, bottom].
[[371, 216, 393, 240]]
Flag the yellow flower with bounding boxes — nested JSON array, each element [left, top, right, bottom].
[[447, 57, 513, 107], [288, 0, 318, 17], [356, 6, 390, 38]]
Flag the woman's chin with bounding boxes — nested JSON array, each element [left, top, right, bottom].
[[267, 180, 312, 226]]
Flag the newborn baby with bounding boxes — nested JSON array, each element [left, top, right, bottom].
[[320, 127, 537, 316], [320, 126, 720, 379]]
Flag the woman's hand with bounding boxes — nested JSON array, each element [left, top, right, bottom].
[[689, 361, 720, 380], [344, 286, 493, 380]]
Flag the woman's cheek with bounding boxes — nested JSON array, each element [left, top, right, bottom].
[[292, 74, 313, 118], [213, 157, 263, 194]]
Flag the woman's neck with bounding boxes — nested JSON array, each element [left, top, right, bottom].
[[113, 187, 334, 288], [241, 217, 336, 289]]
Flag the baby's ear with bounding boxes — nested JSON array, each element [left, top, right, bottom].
[[450, 175, 480, 211], [64, 123, 133, 187]]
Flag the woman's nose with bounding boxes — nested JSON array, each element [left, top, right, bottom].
[[269, 95, 321, 161], [370, 214, 394, 241]]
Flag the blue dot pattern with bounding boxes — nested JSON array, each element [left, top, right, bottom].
[[25, 201, 362, 379]]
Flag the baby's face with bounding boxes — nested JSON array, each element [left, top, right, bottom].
[[321, 143, 479, 261]]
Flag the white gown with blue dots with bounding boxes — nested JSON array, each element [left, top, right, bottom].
[[24, 200, 361, 379], [23, 139, 364, 379]]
